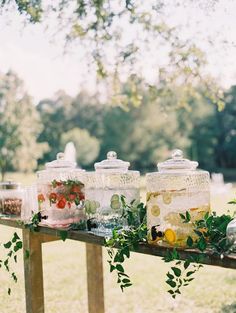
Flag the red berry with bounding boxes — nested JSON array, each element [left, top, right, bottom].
[[71, 186, 81, 193], [49, 192, 57, 202], [57, 199, 66, 209], [68, 194, 76, 201], [38, 194, 45, 202], [78, 192, 85, 200]]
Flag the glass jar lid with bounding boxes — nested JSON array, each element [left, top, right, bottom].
[[45, 152, 77, 169], [157, 149, 198, 172], [0, 181, 21, 190], [94, 151, 130, 172]]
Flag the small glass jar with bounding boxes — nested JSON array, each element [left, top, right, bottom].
[[0, 181, 25, 218], [37, 152, 86, 227], [85, 151, 140, 235], [146, 149, 210, 247]]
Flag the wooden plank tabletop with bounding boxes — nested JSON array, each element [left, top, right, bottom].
[[1, 217, 236, 270]]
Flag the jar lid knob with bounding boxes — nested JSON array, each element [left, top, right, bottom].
[[157, 148, 198, 172], [56, 152, 65, 160], [95, 151, 130, 172], [107, 151, 117, 160], [172, 149, 183, 159], [45, 152, 77, 169]]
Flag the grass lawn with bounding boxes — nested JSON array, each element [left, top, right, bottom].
[[0, 173, 236, 313]]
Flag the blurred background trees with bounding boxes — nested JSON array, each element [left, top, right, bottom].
[[0, 1, 235, 180], [0, 69, 236, 180], [0, 71, 48, 180]]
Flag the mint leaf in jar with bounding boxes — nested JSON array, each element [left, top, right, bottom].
[[90, 201, 99, 214], [84, 200, 91, 214]]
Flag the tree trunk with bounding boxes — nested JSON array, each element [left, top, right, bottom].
[[1, 166, 5, 182]]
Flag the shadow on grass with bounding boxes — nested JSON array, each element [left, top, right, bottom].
[[219, 303, 236, 313]]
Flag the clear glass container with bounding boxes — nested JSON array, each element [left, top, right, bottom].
[[85, 151, 140, 235], [21, 184, 39, 222], [146, 149, 210, 247], [0, 181, 25, 218], [37, 152, 86, 228], [226, 219, 236, 249]]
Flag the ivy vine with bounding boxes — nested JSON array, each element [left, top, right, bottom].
[[1, 232, 23, 295], [1, 195, 235, 300], [105, 200, 235, 298]]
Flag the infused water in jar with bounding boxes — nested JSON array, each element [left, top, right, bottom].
[[37, 152, 86, 227], [85, 151, 140, 235], [146, 149, 210, 247]]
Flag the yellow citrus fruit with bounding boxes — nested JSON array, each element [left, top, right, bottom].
[[151, 205, 160, 217], [165, 228, 176, 244], [162, 193, 172, 204]]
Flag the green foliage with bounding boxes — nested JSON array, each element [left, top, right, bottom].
[[163, 249, 203, 299], [105, 196, 147, 290], [69, 221, 87, 231], [163, 210, 233, 298], [0, 0, 42, 22], [193, 211, 233, 254], [25, 212, 48, 232], [213, 86, 236, 168], [0, 71, 48, 180], [0, 70, 234, 174], [0, 1, 224, 113], [0, 231, 23, 294], [105, 223, 147, 291], [59, 230, 68, 242]]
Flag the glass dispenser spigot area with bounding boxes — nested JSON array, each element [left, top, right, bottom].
[[146, 149, 210, 247], [36, 152, 86, 228], [85, 151, 140, 235]]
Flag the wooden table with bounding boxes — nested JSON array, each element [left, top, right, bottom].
[[1, 218, 236, 313]]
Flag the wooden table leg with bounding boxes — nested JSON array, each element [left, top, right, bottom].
[[22, 229, 44, 313], [86, 243, 105, 313]]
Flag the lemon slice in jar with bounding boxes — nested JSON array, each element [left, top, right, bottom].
[[164, 228, 176, 244], [162, 193, 172, 204], [111, 194, 120, 202], [150, 205, 160, 217]]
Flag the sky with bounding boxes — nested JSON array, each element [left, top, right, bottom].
[[0, 1, 236, 104]]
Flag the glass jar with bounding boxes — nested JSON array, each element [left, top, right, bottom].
[[226, 219, 236, 249], [146, 149, 210, 247], [0, 181, 25, 218], [37, 152, 86, 228], [85, 151, 140, 235]]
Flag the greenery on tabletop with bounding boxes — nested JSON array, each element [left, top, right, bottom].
[[59, 221, 87, 242], [25, 211, 48, 232], [164, 211, 234, 298], [105, 196, 235, 298], [1, 195, 235, 299], [105, 195, 147, 290]]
